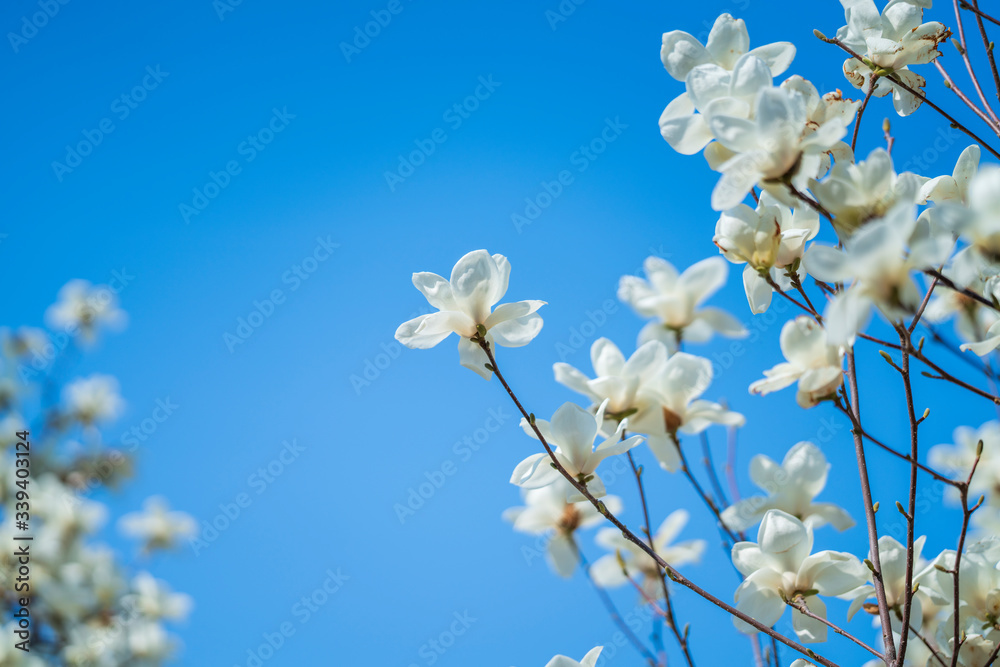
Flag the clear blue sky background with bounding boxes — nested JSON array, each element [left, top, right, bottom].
[[2, 0, 995, 665]]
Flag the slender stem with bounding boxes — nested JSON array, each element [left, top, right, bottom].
[[476, 338, 843, 667], [786, 596, 884, 660], [725, 424, 741, 505], [908, 623, 948, 667], [700, 431, 730, 510], [950, 455, 983, 667], [934, 60, 1000, 130], [852, 76, 878, 152], [893, 325, 920, 666], [948, 0, 1000, 127], [578, 547, 658, 667], [625, 448, 696, 667], [960, 0, 1000, 27], [969, 0, 1000, 105], [844, 349, 898, 666], [673, 433, 741, 545], [925, 269, 1000, 313]]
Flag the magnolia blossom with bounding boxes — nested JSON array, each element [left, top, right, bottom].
[[510, 400, 643, 500], [948, 166, 1000, 262], [632, 352, 745, 472], [503, 480, 623, 578], [618, 256, 747, 352], [62, 375, 125, 426], [714, 195, 819, 313], [590, 509, 706, 600], [750, 317, 844, 408], [731, 510, 867, 642], [707, 85, 853, 210], [929, 421, 1000, 509], [128, 572, 193, 621], [545, 647, 603, 667], [845, 535, 935, 632], [661, 13, 795, 82], [812, 147, 924, 238], [923, 264, 999, 347], [920, 144, 981, 205], [836, 0, 950, 115], [660, 53, 774, 156], [395, 250, 546, 379], [45, 279, 126, 341], [804, 201, 951, 345], [553, 338, 668, 419], [721, 441, 854, 532], [119, 497, 197, 552], [923, 548, 1000, 662]]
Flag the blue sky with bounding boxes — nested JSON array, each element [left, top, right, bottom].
[[3, 0, 996, 665]]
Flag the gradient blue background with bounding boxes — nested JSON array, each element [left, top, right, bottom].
[[2, 0, 995, 664]]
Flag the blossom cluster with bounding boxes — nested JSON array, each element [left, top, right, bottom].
[[0, 281, 193, 665], [394, 0, 1000, 664]]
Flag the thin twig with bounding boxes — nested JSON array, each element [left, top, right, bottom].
[[843, 349, 898, 665], [786, 596, 884, 660]]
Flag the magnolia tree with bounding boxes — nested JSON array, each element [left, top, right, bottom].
[[395, 1, 1000, 666], [0, 281, 194, 665]]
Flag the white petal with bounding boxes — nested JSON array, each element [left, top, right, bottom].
[[458, 336, 492, 379], [661, 31, 712, 80], [791, 596, 827, 643], [490, 312, 544, 347], [547, 533, 580, 578]]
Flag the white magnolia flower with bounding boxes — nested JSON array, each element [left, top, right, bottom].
[[503, 480, 623, 578], [545, 647, 603, 667], [660, 53, 774, 156], [62, 374, 125, 426], [750, 317, 844, 408], [395, 250, 546, 379], [590, 509, 706, 600], [919, 144, 981, 205], [0, 326, 50, 360], [553, 338, 668, 420], [845, 535, 935, 631], [510, 400, 643, 500], [45, 279, 126, 341], [812, 147, 925, 238], [661, 13, 795, 82], [805, 201, 951, 345], [948, 166, 1000, 262], [618, 256, 747, 352], [706, 84, 854, 210], [929, 421, 1000, 508], [923, 549, 1000, 663], [731, 510, 867, 643], [721, 441, 854, 532], [714, 195, 819, 313], [836, 0, 950, 116], [633, 352, 745, 472], [128, 572, 193, 620], [127, 620, 175, 661], [119, 497, 197, 551]]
